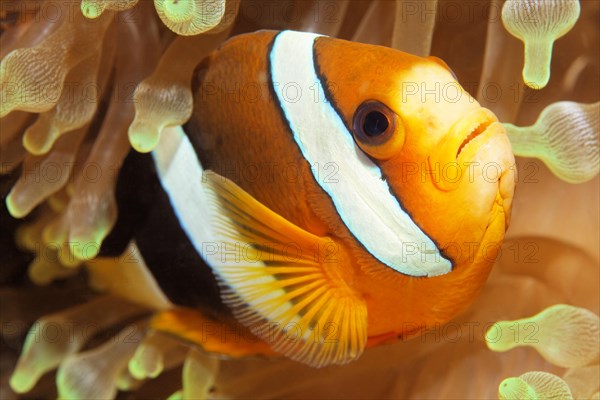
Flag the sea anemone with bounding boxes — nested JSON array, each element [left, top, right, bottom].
[[1, 0, 598, 399]]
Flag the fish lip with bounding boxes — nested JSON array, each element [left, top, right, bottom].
[[428, 108, 501, 191], [452, 108, 498, 161]]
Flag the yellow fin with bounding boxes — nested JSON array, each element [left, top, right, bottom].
[[202, 172, 368, 367]]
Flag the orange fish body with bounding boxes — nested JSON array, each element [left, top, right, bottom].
[[104, 30, 515, 367]]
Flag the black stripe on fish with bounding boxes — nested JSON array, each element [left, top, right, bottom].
[[106, 149, 228, 313]]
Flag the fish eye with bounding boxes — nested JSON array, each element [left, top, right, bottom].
[[352, 101, 405, 160], [363, 110, 389, 136]]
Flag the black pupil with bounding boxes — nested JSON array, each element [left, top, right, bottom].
[[363, 111, 389, 137]]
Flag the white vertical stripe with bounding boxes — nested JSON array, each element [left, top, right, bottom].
[[151, 126, 291, 314], [270, 31, 451, 277], [152, 126, 214, 250]]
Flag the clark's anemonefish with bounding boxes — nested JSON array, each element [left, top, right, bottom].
[[99, 30, 516, 368]]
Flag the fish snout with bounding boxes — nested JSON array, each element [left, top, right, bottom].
[[426, 106, 516, 230], [428, 107, 508, 191]]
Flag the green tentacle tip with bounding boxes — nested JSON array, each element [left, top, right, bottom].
[[69, 238, 102, 261], [128, 121, 163, 153], [5, 193, 26, 219], [22, 122, 60, 156], [164, 0, 196, 23], [502, 0, 581, 89], [81, 1, 104, 18], [68, 227, 110, 261], [9, 320, 65, 393], [128, 344, 164, 379], [81, 0, 139, 18], [498, 372, 573, 400], [485, 304, 599, 368], [504, 101, 599, 184], [128, 79, 194, 153], [167, 390, 183, 400], [68, 202, 117, 261], [9, 369, 37, 394], [154, 0, 226, 36], [498, 377, 537, 400]]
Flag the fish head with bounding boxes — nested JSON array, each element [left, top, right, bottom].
[[381, 55, 516, 274], [314, 36, 516, 334]]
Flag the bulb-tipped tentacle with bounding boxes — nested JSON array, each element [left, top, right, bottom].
[[486, 304, 600, 368], [504, 101, 599, 183], [0, 5, 113, 117], [129, 29, 230, 153], [9, 297, 148, 394], [502, 0, 581, 89], [154, 0, 227, 36], [81, 0, 139, 19]]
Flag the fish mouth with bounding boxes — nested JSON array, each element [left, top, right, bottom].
[[456, 118, 495, 159], [428, 107, 502, 191], [451, 108, 498, 161]]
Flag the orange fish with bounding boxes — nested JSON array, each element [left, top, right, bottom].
[[96, 30, 516, 368]]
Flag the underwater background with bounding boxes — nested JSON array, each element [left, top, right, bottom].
[[0, 0, 598, 398]]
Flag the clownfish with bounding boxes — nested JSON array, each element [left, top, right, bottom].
[[98, 30, 516, 368]]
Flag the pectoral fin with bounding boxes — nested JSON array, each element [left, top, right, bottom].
[[202, 172, 368, 367]]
